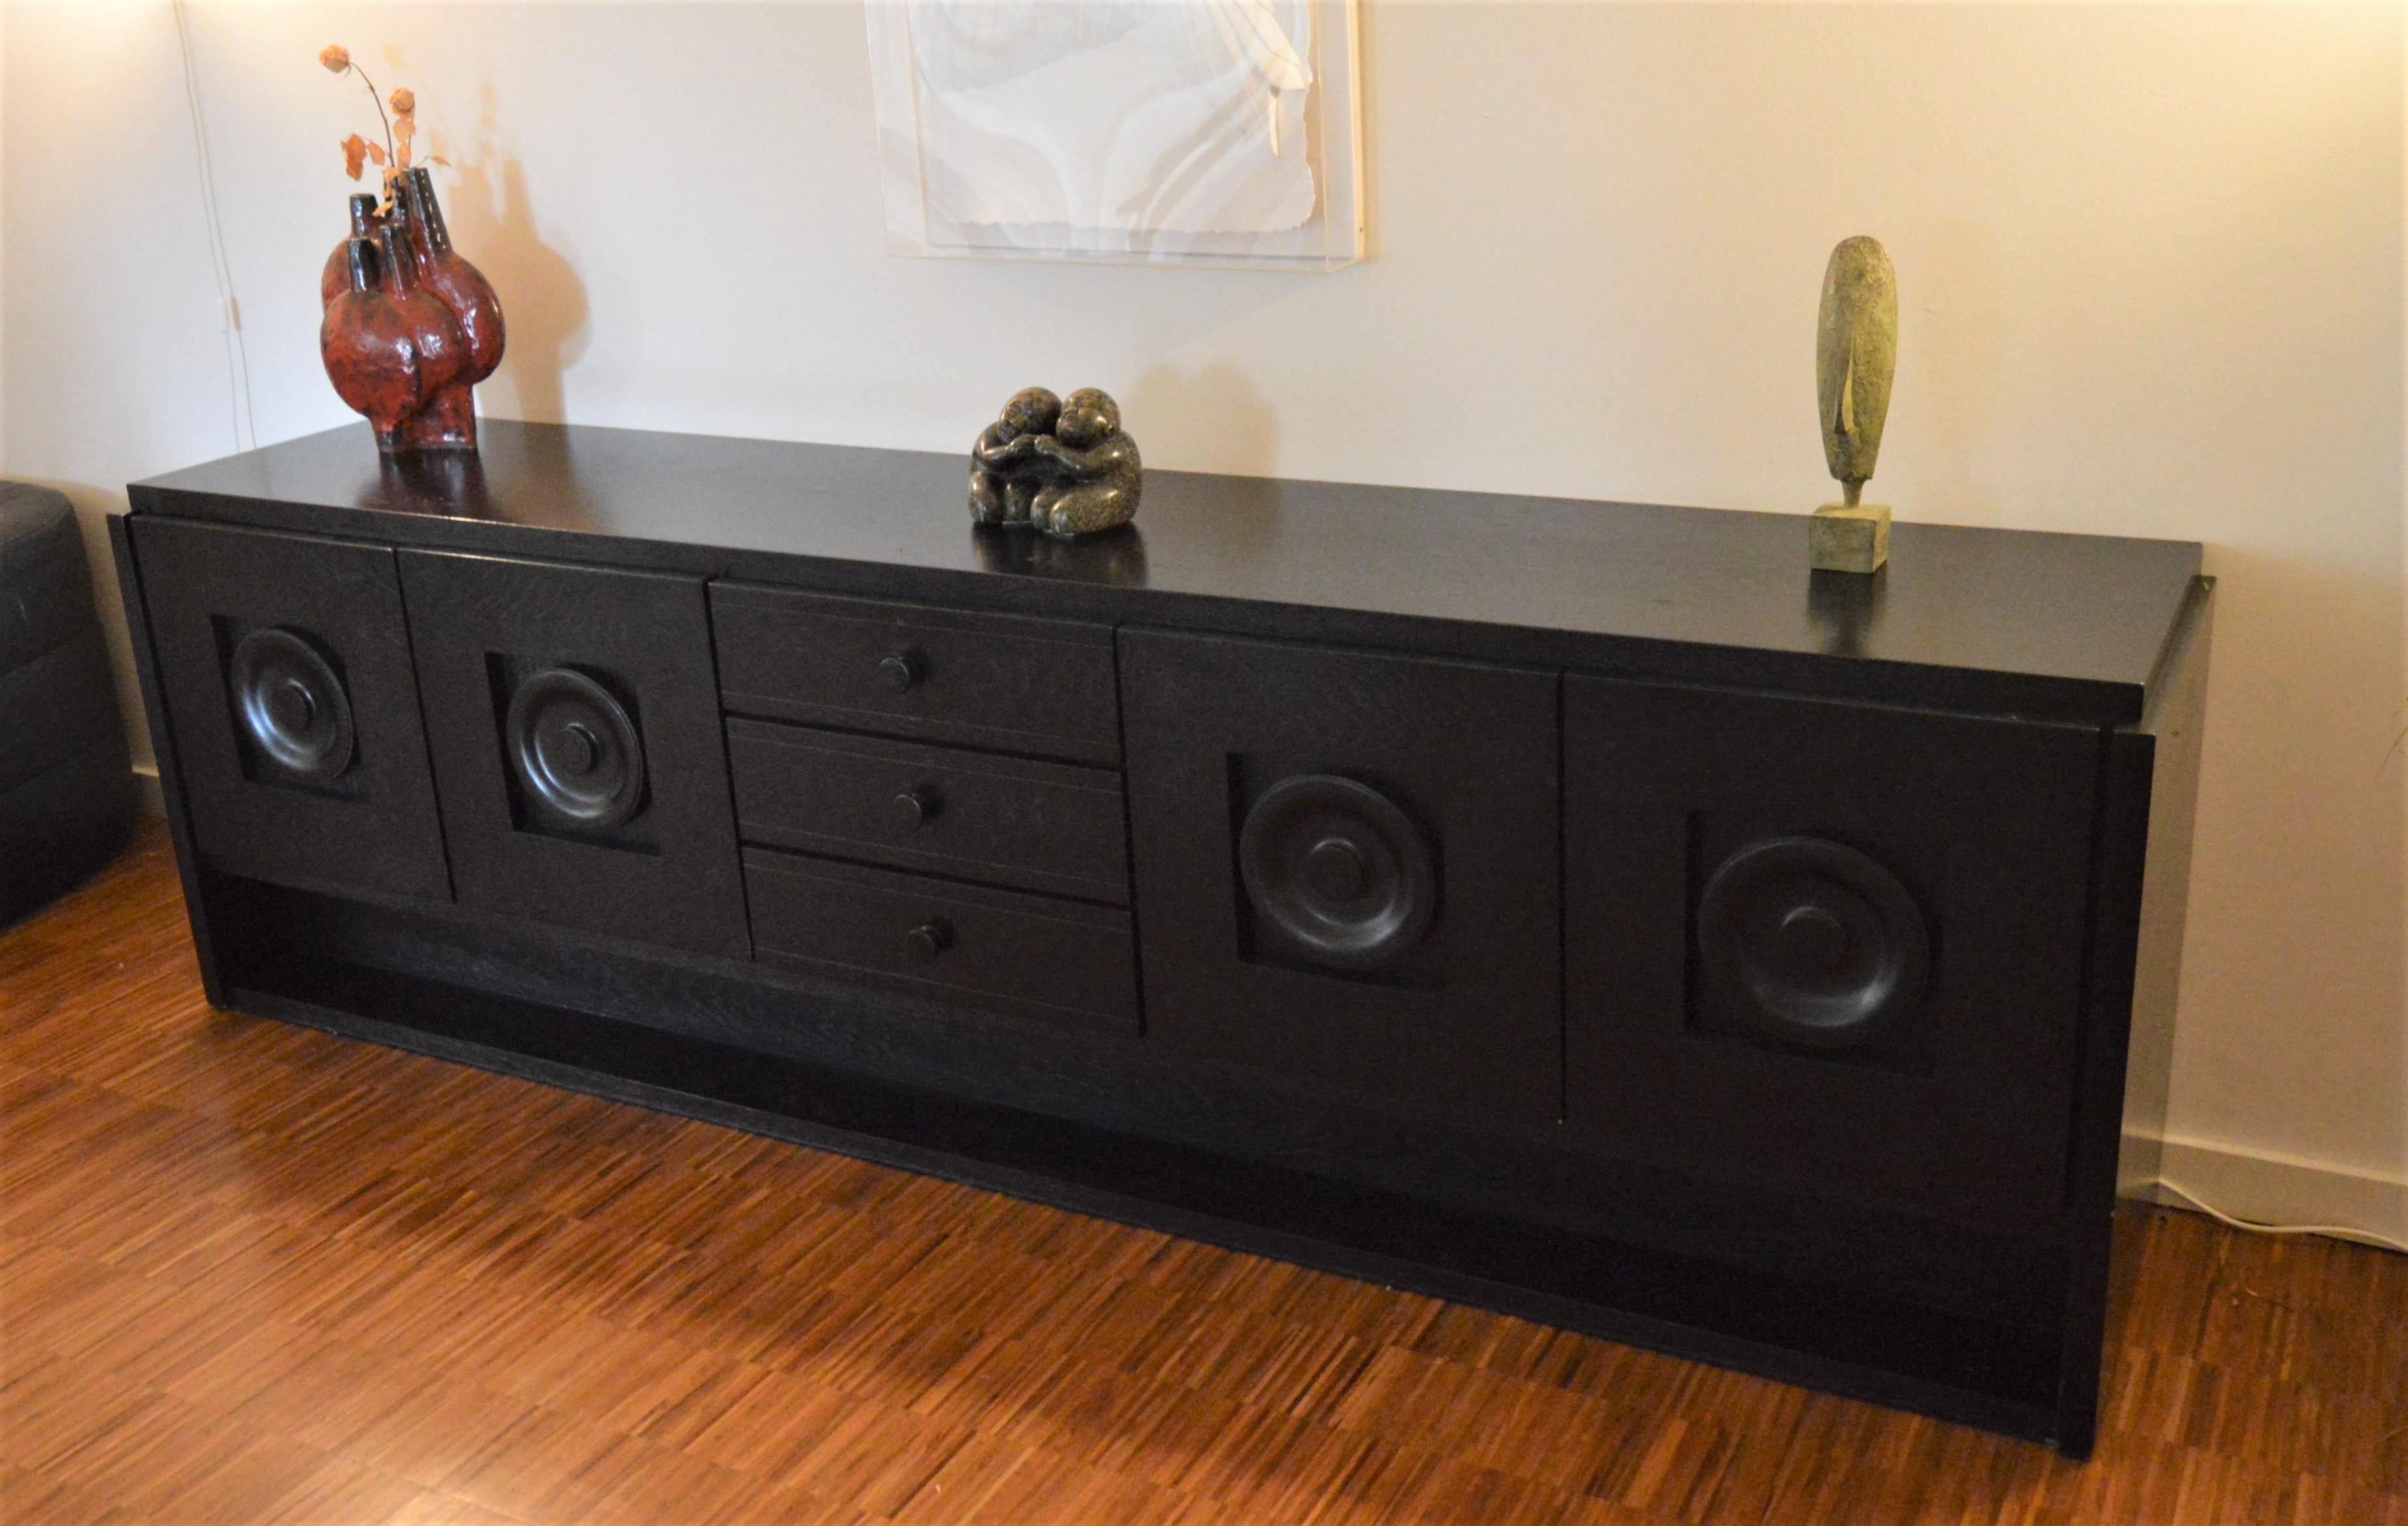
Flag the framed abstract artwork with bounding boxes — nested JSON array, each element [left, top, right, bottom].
[[866, 0, 1365, 270]]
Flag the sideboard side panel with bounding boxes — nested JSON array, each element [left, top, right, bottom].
[[2115, 576, 2216, 1200], [2053, 572, 2215, 1457], [107, 513, 225, 1003]]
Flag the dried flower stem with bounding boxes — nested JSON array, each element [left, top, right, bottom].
[[349, 61, 395, 169]]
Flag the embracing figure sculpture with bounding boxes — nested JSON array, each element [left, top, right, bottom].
[[970, 387, 1142, 539]]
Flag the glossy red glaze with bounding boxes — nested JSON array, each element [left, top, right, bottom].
[[398, 170, 505, 385], [318, 182, 499, 455], [321, 194, 383, 310], [318, 226, 472, 454], [397, 383, 477, 451]]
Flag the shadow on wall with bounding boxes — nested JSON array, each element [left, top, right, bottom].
[[1126, 362, 1285, 564], [431, 87, 588, 424], [1126, 361, 1280, 481]]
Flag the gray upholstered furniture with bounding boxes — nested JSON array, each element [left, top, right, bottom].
[[1, 483, 133, 924]]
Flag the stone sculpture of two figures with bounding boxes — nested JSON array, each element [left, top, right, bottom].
[[970, 387, 1142, 538]]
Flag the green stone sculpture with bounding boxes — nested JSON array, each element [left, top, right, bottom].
[[1809, 236, 1898, 574]]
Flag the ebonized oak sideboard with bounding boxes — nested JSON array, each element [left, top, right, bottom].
[[116, 421, 2211, 1456]]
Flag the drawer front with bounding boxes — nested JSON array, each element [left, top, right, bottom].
[[129, 518, 449, 901], [745, 849, 1137, 1033], [401, 551, 748, 959], [712, 584, 1119, 764], [728, 720, 1128, 903], [1564, 675, 2100, 1226], [1119, 628, 1561, 1129]]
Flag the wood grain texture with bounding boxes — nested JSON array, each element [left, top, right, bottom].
[[1564, 675, 2102, 1227], [745, 847, 1140, 1035], [728, 721, 1131, 905], [7, 826, 2401, 1526], [1119, 629, 1562, 1129], [712, 585, 1123, 766], [128, 518, 451, 905], [132, 421, 2202, 728]]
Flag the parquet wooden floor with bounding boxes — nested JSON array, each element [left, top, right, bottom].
[[3, 824, 2403, 1525]]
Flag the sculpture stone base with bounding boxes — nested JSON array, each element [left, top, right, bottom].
[[1810, 502, 1891, 574]]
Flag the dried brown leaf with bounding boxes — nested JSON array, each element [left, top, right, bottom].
[[340, 133, 369, 181], [319, 44, 351, 74], [364, 140, 387, 167], [389, 87, 415, 114], [426, 155, 451, 169]]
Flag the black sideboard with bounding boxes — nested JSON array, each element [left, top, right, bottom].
[[116, 421, 2211, 1456]]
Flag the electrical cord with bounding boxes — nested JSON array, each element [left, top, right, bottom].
[[2154, 1178, 2408, 1254], [170, 0, 257, 454]]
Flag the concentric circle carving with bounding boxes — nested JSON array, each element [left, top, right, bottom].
[[1239, 774, 1436, 971], [229, 627, 355, 783], [1697, 836, 1929, 1048], [504, 668, 645, 830]]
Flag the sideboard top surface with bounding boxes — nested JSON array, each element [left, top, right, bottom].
[[133, 420, 2204, 726]]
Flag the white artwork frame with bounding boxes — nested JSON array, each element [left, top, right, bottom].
[[866, 0, 1365, 271]]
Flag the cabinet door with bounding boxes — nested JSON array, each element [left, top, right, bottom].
[[131, 518, 447, 900], [1120, 629, 1560, 1128], [1564, 676, 2100, 1224], [400, 551, 746, 958]]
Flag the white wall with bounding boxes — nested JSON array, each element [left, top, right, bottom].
[[1, 3, 8, 458], [5, 1, 2401, 1239]]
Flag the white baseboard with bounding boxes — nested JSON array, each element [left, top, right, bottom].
[[2143, 1133, 2408, 1248]]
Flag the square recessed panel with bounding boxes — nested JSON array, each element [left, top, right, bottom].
[[480, 652, 658, 852], [1564, 675, 2100, 1225], [1223, 751, 1447, 991], [1119, 628, 1558, 1129], [207, 614, 368, 802], [1680, 811, 1944, 1077], [400, 551, 745, 960], [133, 518, 447, 901]]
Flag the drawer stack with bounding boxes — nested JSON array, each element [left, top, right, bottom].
[[711, 584, 1138, 1033]]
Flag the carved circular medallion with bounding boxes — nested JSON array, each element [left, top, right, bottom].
[[1697, 836, 1929, 1048], [1239, 774, 1436, 972], [504, 668, 646, 830], [229, 627, 355, 783]]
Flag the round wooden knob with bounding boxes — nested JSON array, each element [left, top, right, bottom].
[[266, 678, 316, 735], [890, 786, 940, 830], [1238, 775, 1436, 973], [545, 721, 601, 778], [902, 918, 953, 964], [879, 649, 926, 692], [1303, 836, 1369, 901], [1774, 903, 1849, 977], [1697, 836, 1929, 1049], [229, 627, 355, 783], [504, 668, 646, 830]]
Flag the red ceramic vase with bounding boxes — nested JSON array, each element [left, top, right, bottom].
[[317, 176, 504, 455], [319, 225, 470, 455]]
